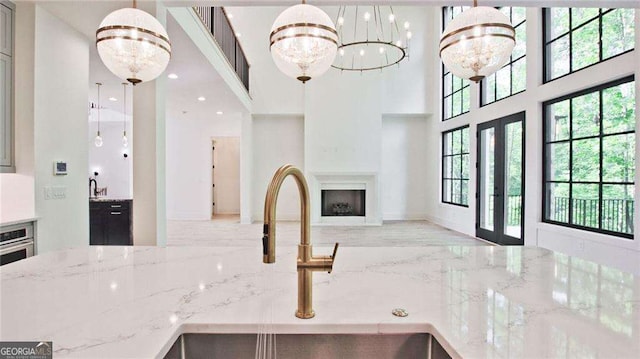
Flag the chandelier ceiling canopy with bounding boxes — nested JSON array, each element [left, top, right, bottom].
[[333, 6, 412, 72], [439, 1, 515, 82]]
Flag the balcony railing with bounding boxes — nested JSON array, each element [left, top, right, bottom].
[[488, 195, 633, 234], [550, 196, 634, 234], [194, 6, 250, 92]]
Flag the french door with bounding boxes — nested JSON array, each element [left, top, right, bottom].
[[476, 112, 525, 245]]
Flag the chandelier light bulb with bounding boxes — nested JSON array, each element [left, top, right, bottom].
[[364, 12, 371, 21], [95, 133, 103, 148], [360, 49, 365, 56], [388, 14, 395, 23], [396, 40, 402, 47], [270, 4, 338, 83], [122, 133, 128, 147], [338, 17, 344, 26], [406, 31, 413, 40], [379, 47, 385, 54], [404, 21, 410, 30], [339, 48, 345, 56], [439, 6, 515, 83]]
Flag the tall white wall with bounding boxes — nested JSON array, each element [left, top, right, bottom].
[[0, 2, 35, 224], [166, 113, 241, 220], [425, 8, 640, 274], [251, 115, 304, 221], [88, 110, 133, 199], [305, 71, 383, 174], [213, 136, 240, 215], [381, 116, 430, 220], [33, 6, 89, 252]]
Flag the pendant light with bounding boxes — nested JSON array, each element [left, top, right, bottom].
[[96, 0, 171, 85], [439, 0, 515, 82], [121, 83, 128, 147], [269, 0, 338, 83], [94, 83, 103, 148]]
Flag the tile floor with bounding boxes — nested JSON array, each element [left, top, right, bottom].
[[167, 215, 485, 248]]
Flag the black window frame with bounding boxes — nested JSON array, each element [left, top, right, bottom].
[[543, 7, 636, 83], [542, 76, 635, 239], [442, 6, 470, 121], [480, 7, 527, 106], [442, 125, 470, 207]]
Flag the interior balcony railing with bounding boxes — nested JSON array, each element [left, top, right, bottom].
[[194, 6, 250, 92]]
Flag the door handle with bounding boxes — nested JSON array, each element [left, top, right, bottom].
[[110, 212, 121, 215]]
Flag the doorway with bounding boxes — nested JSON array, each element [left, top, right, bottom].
[[476, 112, 525, 245], [211, 137, 240, 218]]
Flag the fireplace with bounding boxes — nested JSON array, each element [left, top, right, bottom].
[[321, 190, 366, 217], [310, 172, 380, 225]]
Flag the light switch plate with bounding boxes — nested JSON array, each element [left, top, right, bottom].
[[44, 186, 66, 200]]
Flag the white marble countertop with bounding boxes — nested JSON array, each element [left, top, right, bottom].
[[0, 217, 38, 227], [1, 245, 639, 358]]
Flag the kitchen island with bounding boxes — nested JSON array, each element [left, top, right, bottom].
[[1, 245, 638, 358]]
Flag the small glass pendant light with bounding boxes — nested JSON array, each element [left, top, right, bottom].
[[121, 83, 128, 147], [95, 83, 103, 147]]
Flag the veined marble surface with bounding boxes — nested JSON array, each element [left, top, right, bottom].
[[1, 245, 638, 358]]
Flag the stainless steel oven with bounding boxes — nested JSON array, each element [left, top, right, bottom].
[[0, 222, 35, 266]]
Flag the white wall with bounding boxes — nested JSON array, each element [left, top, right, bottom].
[[88, 110, 133, 199], [166, 112, 241, 220], [0, 2, 35, 224], [251, 115, 304, 221], [425, 8, 640, 274], [213, 136, 240, 215], [33, 6, 89, 252], [381, 115, 430, 220]]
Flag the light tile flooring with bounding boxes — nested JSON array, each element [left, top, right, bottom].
[[167, 215, 485, 247]]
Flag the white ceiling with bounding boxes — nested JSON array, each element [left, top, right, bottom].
[[37, 1, 248, 122]]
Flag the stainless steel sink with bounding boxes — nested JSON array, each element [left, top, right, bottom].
[[164, 333, 452, 359]]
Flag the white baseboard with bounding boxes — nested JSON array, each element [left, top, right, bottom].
[[382, 212, 429, 221]]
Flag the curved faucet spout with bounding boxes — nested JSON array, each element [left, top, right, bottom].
[[262, 164, 310, 263], [261, 164, 339, 319]]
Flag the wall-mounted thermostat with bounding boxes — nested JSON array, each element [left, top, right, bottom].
[[53, 161, 68, 175]]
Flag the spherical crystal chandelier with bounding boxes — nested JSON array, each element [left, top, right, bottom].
[[96, 1, 171, 85], [270, 0, 338, 83], [439, 0, 515, 82]]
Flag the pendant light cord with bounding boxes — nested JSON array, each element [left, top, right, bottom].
[[96, 83, 101, 134], [123, 83, 127, 134]]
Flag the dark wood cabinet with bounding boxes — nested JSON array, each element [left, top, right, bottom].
[[90, 200, 132, 245]]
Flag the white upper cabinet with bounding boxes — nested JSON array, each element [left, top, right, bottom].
[[0, 4, 11, 56]]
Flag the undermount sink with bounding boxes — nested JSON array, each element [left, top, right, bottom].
[[164, 333, 452, 359]]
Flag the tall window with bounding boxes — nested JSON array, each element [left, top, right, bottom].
[[481, 7, 526, 106], [443, 126, 470, 206], [543, 8, 635, 82], [543, 77, 635, 238], [442, 7, 470, 121]]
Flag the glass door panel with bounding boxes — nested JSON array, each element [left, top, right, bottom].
[[504, 121, 523, 239], [479, 128, 495, 232]]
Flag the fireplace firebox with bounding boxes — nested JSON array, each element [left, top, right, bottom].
[[321, 190, 366, 217]]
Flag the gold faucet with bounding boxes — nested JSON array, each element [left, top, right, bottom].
[[262, 164, 339, 319]]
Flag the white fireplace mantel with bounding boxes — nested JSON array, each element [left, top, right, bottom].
[[308, 172, 381, 225]]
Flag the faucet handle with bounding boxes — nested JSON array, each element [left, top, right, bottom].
[[329, 243, 339, 273]]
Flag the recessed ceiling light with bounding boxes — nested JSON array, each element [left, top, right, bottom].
[[216, 111, 223, 115], [198, 96, 206, 102], [227, 13, 234, 19], [168, 73, 178, 79], [109, 97, 117, 102], [236, 32, 241, 38]]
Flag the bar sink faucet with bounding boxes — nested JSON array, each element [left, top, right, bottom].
[[262, 164, 339, 319]]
